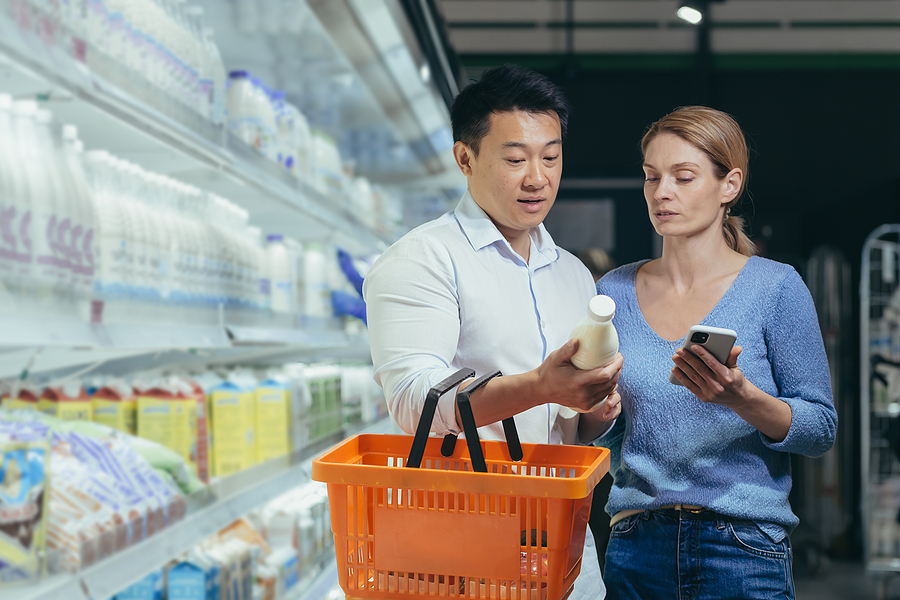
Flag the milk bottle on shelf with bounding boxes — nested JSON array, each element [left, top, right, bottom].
[[203, 28, 228, 127], [0, 94, 25, 306], [227, 71, 258, 148], [60, 125, 97, 313], [266, 234, 296, 316], [14, 101, 60, 314], [569, 295, 619, 369]]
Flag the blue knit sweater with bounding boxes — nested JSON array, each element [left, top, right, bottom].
[[597, 256, 837, 541]]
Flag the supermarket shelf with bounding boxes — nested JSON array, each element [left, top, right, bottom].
[[0, 312, 371, 381], [0, 11, 395, 257], [6, 416, 393, 600], [289, 557, 340, 600]]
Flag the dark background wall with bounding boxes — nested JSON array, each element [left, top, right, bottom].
[[543, 63, 900, 270]]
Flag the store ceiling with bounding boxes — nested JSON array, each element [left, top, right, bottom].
[[438, 0, 900, 56]]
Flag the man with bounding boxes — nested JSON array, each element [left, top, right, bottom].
[[363, 65, 622, 599]]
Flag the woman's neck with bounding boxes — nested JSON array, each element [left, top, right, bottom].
[[657, 232, 744, 291]]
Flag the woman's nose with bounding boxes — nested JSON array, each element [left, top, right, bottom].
[[655, 177, 673, 200]]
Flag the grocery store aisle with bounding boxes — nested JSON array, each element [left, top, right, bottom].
[[795, 560, 880, 599]]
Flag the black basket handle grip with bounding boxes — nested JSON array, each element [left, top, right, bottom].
[[407, 368, 475, 469], [457, 370, 524, 472], [442, 376, 522, 463]]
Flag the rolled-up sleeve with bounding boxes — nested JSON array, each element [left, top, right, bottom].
[[363, 233, 467, 436], [759, 268, 837, 457]]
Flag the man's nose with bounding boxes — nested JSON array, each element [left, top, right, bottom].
[[523, 160, 546, 188]]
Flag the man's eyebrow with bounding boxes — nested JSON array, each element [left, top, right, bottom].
[[501, 139, 562, 149]]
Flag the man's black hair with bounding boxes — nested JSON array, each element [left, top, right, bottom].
[[450, 64, 570, 155]]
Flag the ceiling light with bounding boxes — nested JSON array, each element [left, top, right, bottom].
[[419, 63, 431, 83], [676, 5, 703, 25]]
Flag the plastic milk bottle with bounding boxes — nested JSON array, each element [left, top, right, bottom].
[[569, 295, 619, 367]]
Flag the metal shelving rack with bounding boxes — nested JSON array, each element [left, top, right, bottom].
[[861, 225, 900, 599]]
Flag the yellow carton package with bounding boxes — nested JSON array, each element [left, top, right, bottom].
[[0, 441, 50, 586], [137, 391, 176, 455], [1, 388, 40, 411], [92, 382, 137, 435], [38, 383, 92, 422], [239, 387, 256, 469], [209, 383, 251, 477], [254, 381, 291, 463]]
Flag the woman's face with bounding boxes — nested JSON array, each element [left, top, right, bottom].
[[641, 132, 741, 240]]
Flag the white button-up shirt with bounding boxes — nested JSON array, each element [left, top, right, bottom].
[[364, 191, 596, 445]]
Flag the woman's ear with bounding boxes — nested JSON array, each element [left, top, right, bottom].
[[722, 167, 743, 204]]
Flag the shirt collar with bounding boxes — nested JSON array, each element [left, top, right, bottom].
[[453, 190, 560, 264]]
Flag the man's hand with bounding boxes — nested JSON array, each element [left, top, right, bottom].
[[533, 338, 623, 414]]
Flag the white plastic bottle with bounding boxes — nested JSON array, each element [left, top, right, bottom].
[[227, 70, 258, 148], [266, 233, 296, 315], [202, 28, 228, 127], [60, 125, 97, 314], [569, 295, 619, 370]]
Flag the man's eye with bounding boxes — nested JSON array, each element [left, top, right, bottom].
[[677, 178, 694, 183], [508, 159, 524, 165], [644, 177, 659, 183]]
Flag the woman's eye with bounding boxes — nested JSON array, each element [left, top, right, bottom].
[[677, 178, 694, 183], [644, 177, 659, 183], [544, 155, 559, 162]]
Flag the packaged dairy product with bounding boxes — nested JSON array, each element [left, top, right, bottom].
[[569, 295, 618, 370], [0, 441, 49, 586], [208, 381, 251, 477], [266, 234, 295, 315], [254, 380, 291, 463], [92, 379, 137, 435], [39, 382, 92, 421]]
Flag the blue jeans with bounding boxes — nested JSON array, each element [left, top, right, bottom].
[[604, 509, 794, 600]]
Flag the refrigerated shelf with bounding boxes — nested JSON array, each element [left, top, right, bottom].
[[6, 416, 392, 600], [0, 8, 392, 257]]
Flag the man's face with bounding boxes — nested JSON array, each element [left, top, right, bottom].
[[454, 110, 563, 243]]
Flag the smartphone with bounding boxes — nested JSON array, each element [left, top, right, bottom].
[[669, 325, 737, 385]]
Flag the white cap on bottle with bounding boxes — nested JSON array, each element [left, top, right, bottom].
[[587, 295, 616, 322]]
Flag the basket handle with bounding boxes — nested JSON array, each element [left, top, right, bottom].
[[455, 370, 524, 472], [407, 367, 475, 469]]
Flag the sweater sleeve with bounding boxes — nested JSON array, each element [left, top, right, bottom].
[[759, 267, 837, 457]]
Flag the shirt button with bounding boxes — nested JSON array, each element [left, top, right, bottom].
[[540, 320, 546, 328]]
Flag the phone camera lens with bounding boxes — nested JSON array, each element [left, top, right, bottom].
[[691, 332, 709, 344]]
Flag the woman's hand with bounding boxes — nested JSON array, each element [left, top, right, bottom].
[[671, 344, 749, 407], [671, 344, 792, 442]]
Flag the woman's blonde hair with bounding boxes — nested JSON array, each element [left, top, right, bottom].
[[641, 106, 757, 257]]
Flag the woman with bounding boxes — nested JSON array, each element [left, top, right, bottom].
[[598, 106, 837, 599]]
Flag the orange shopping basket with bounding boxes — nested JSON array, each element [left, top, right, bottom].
[[312, 368, 611, 600]]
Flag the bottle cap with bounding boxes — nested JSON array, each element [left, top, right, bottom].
[[587, 295, 616, 322], [267, 233, 283, 242], [229, 70, 249, 79]]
